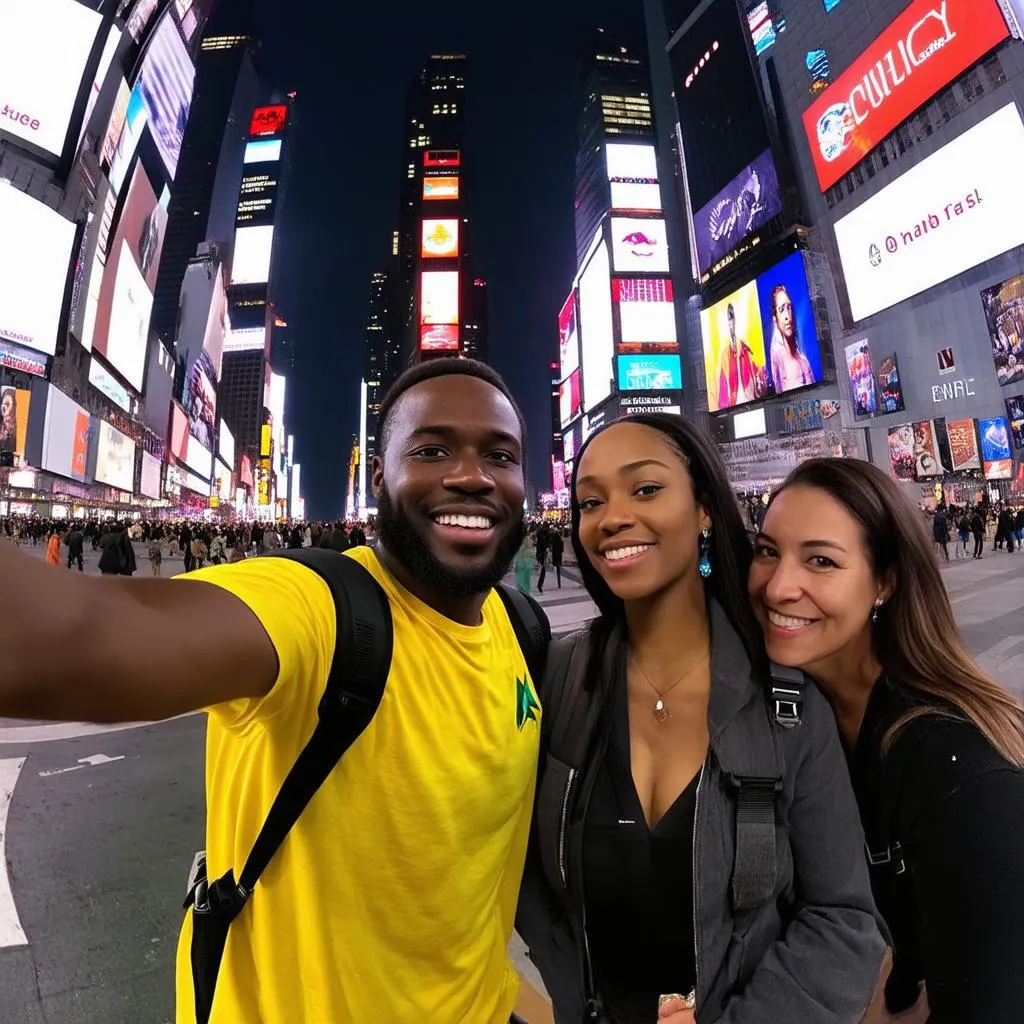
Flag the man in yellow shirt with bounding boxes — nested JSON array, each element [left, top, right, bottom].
[[0, 359, 547, 1023]]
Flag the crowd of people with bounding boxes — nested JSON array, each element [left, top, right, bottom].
[[928, 503, 1024, 561]]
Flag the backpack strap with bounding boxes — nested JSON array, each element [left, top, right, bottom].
[[727, 663, 806, 912], [495, 584, 551, 688]]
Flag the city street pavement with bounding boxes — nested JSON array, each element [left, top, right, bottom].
[[1, 544, 1021, 1021]]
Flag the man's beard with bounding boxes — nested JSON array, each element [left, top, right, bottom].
[[376, 484, 526, 599]]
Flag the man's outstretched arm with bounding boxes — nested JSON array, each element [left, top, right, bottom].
[[0, 545, 278, 723]]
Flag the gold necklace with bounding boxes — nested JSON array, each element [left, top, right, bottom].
[[629, 650, 710, 724]]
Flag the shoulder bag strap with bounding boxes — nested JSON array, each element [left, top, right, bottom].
[[495, 583, 551, 688]]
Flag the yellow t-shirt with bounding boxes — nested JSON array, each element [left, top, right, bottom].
[[174, 546, 541, 1023]]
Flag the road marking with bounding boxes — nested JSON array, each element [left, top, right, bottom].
[[38, 754, 126, 779], [0, 757, 28, 949]]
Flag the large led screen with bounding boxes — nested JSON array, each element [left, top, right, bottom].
[[0, 185, 76, 356], [979, 416, 1013, 479], [232, 225, 275, 285], [606, 143, 658, 181], [610, 218, 670, 274], [578, 241, 615, 413], [617, 355, 683, 391], [249, 104, 287, 137], [693, 149, 782, 278], [244, 139, 282, 164], [700, 250, 823, 412], [77, 25, 122, 154], [1006, 396, 1024, 450], [558, 291, 579, 379], [559, 369, 581, 428], [835, 104, 1024, 323], [420, 324, 459, 351], [95, 420, 136, 492], [101, 78, 130, 169], [125, 0, 160, 42], [803, 0, 1009, 192], [140, 449, 162, 499], [423, 176, 459, 201], [105, 243, 154, 391], [614, 278, 677, 351], [185, 349, 217, 451], [0, 0, 102, 157], [420, 271, 459, 325], [980, 273, 1024, 388], [421, 219, 459, 259], [610, 181, 662, 214], [0, 386, 31, 468], [218, 419, 235, 468], [33, 383, 91, 482], [845, 339, 877, 418]]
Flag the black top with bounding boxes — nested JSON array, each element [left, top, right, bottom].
[[850, 676, 1024, 1023], [583, 679, 698, 1023]]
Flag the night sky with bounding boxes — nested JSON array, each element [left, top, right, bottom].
[[248, 0, 624, 520]]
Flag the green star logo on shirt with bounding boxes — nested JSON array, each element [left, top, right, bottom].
[[516, 675, 540, 732]]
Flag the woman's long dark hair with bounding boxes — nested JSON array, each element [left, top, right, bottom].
[[773, 458, 1024, 765], [570, 414, 768, 690]]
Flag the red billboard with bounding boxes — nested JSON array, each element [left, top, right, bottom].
[[424, 149, 460, 167], [802, 0, 1009, 191], [250, 104, 288, 137], [420, 324, 459, 351]]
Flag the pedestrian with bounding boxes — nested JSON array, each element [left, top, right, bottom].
[[514, 534, 534, 594], [45, 530, 61, 566], [548, 529, 564, 589], [535, 524, 550, 593], [956, 510, 970, 559], [970, 507, 985, 559], [931, 507, 950, 563], [750, 459, 1024, 1023], [66, 525, 85, 572], [348, 523, 367, 547], [148, 537, 163, 577], [520, 416, 883, 1024], [0, 358, 550, 1024]]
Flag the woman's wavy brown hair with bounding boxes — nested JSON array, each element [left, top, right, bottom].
[[774, 458, 1024, 765]]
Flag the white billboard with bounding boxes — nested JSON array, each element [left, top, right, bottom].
[[610, 217, 670, 274], [0, 185, 76, 356], [606, 143, 658, 181], [834, 103, 1024, 322], [38, 384, 91, 482], [106, 241, 154, 392], [0, 0, 103, 157], [610, 181, 662, 213], [579, 241, 615, 413], [232, 225, 275, 284], [140, 450, 162, 500], [95, 420, 136, 492], [218, 419, 235, 469]]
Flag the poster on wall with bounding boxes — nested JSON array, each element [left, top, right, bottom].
[[888, 425, 916, 481], [944, 418, 981, 471], [844, 339, 876, 417], [0, 387, 31, 468], [978, 416, 1013, 479], [781, 399, 824, 434], [876, 353, 906, 415], [980, 272, 1024, 387], [1006, 396, 1024, 450], [912, 421, 948, 480]]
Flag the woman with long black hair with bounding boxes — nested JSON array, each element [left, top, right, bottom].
[[749, 458, 1024, 1023], [517, 415, 883, 1024]]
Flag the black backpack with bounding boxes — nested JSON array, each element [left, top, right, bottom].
[[182, 548, 550, 1024]]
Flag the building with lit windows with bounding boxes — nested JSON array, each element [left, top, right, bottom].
[[462, 277, 489, 363], [362, 270, 392, 474]]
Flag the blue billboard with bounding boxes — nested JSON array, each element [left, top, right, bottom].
[[616, 354, 683, 391]]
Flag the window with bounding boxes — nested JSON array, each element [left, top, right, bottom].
[[982, 52, 1006, 89]]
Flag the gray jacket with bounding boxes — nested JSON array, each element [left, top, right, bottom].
[[517, 602, 885, 1022]]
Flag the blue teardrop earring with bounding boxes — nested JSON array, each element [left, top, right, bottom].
[[698, 528, 712, 579]]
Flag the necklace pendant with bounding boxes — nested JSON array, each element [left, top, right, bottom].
[[654, 699, 670, 723]]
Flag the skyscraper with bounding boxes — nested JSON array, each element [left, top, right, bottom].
[[150, 0, 260, 347], [363, 270, 391, 473]]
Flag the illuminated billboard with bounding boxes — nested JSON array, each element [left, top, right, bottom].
[[834, 104, 1024, 323], [0, 339, 48, 378], [0, 387, 31, 468], [420, 271, 459, 325], [617, 354, 683, 391], [125, 0, 160, 41], [606, 143, 658, 181], [94, 421, 136, 492], [140, 450, 162, 500], [803, 0, 1009, 191], [244, 139, 282, 164], [421, 219, 460, 259], [77, 25, 122, 154], [232, 225, 275, 285], [980, 272, 1024, 388], [250, 105, 288, 137], [423, 176, 460, 201], [185, 350, 217, 451], [236, 168, 280, 227], [558, 291, 579, 379], [0, 185, 76, 357], [610, 181, 662, 213], [559, 369, 582, 427], [28, 383, 90, 483], [979, 417, 1013, 479], [420, 324, 459, 352], [610, 218, 670, 274], [613, 278, 677, 350], [424, 149, 460, 167], [578, 241, 615, 412], [218, 419, 235, 468], [105, 244, 154, 392], [700, 251, 823, 412], [0, 0, 102, 157]]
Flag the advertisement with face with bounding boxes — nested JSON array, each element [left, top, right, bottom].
[[95, 421, 136, 492], [185, 349, 217, 451], [616, 354, 683, 391], [0, 185, 76, 357], [760, 251, 822, 397], [0, 0, 103, 157], [888, 424, 916, 480], [614, 278, 677, 351], [945, 418, 981, 470], [803, 0, 1009, 192], [834, 103, 1024, 323], [421, 219, 459, 259], [913, 420, 948, 479], [979, 416, 1013, 479], [610, 218, 670, 274], [1007, 396, 1024, 450], [559, 291, 579, 379], [0, 387, 31, 468], [844, 339, 877, 417], [877, 353, 906, 415], [980, 272, 1024, 387], [692, 149, 783, 278], [700, 280, 769, 413]]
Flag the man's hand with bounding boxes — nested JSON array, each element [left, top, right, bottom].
[[658, 996, 696, 1024]]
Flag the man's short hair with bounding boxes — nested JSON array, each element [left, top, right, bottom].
[[377, 357, 527, 457]]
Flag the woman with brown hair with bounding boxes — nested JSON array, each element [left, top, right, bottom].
[[749, 458, 1024, 1024]]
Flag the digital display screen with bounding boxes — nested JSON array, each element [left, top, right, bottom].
[[610, 217, 670, 274], [419, 324, 459, 351], [34, 383, 90, 483], [979, 417, 1013, 479], [606, 143, 658, 181], [980, 271, 1024, 388], [617, 354, 683, 391], [424, 149, 460, 167], [235, 169, 280, 227], [421, 218, 459, 259], [420, 271, 459, 325], [106, 242, 154, 392], [0, 184, 77, 357], [578, 241, 615, 413], [218, 419, 235, 468], [185, 349, 217, 451], [559, 369, 582, 428], [140, 449, 162, 499], [700, 250, 823, 412], [0, 0, 102, 157], [835, 104, 1024, 323], [244, 139, 282, 164], [614, 278, 677, 350], [423, 176, 460, 201], [844, 339, 877, 418], [77, 25, 122, 155], [0, 386, 31, 468], [610, 181, 663, 213], [89, 358, 132, 413], [249, 104, 288, 137], [803, 0, 1009, 191], [558, 291, 579, 379], [125, 0, 160, 42], [101, 77, 130, 170], [231, 225, 275, 285], [747, 2, 776, 56], [95, 420, 136, 492]]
